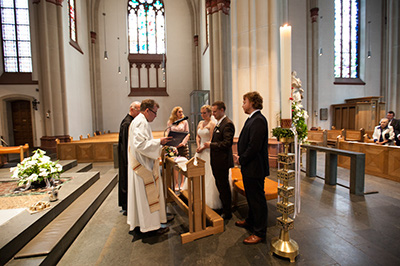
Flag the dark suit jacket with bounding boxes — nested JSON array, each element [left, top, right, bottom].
[[118, 114, 134, 208], [237, 111, 269, 179], [390, 119, 400, 145], [210, 116, 235, 169]]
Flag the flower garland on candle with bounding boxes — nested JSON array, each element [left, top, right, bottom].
[[272, 71, 308, 142]]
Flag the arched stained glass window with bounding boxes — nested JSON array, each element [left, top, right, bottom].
[[128, 0, 165, 54], [0, 0, 32, 73], [69, 0, 77, 42], [334, 0, 363, 84], [127, 0, 167, 96], [68, 0, 82, 54]]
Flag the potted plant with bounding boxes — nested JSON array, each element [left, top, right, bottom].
[[10, 149, 63, 190]]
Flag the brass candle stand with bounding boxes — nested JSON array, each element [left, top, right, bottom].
[[270, 137, 299, 263]]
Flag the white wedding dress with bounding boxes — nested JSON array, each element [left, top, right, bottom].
[[194, 127, 223, 210]]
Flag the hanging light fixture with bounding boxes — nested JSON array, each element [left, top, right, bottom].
[[367, 21, 371, 58], [319, 16, 323, 56], [117, 37, 121, 74], [103, 2, 108, 61]]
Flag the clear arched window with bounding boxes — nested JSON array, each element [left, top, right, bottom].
[[334, 0, 364, 84], [127, 0, 167, 96], [0, 0, 32, 73]]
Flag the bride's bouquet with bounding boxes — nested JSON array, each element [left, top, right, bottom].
[[164, 146, 178, 157]]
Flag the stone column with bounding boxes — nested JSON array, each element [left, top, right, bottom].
[[33, 0, 70, 151], [230, 0, 280, 131], [207, 0, 232, 113], [308, 4, 319, 127], [381, 0, 400, 116]]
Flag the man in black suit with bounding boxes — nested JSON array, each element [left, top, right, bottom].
[[118, 101, 141, 214], [387, 111, 400, 146], [203, 101, 235, 220], [233, 91, 269, 244]]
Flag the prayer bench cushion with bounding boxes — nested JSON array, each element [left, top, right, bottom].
[[231, 167, 278, 202]]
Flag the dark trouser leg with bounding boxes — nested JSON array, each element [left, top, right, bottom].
[[243, 177, 268, 238], [118, 168, 128, 210], [213, 167, 232, 216]]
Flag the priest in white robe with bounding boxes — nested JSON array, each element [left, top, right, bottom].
[[127, 99, 171, 233]]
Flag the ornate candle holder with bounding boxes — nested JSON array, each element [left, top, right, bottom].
[[270, 137, 299, 263]]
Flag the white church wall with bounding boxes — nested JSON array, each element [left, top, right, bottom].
[[62, 1, 93, 140], [99, 0, 194, 132]]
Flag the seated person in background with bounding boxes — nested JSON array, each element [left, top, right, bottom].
[[387, 111, 400, 146], [373, 118, 395, 146]]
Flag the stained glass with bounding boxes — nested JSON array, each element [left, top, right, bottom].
[[1, 8, 15, 24], [19, 57, 31, 72], [128, 0, 165, 55], [128, 10, 138, 53], [334, 0, 359, 79], [16, 8, 28, 24], [18, 41, 30, 56], [69, 0, 77, 43], [17, 25, 29, 40], [4, 57, 17, 72], [2, 24, 15, 40], [147, 6, 156, 54], [1, 0, 14, 8], [3, 40, 16, 56], [15, 0, 27, 8], [1, 0, 32, 72]]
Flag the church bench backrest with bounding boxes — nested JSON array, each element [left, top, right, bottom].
[[307, 130, 327, 146], [345, 128, 365, 142]]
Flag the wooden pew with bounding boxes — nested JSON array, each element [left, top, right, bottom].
[[344, 128, 365, 142], [231, 167, 279, 207], [307, 129, 327, 146], [0, 143, 29, 162], [327, 128, 344, 147]]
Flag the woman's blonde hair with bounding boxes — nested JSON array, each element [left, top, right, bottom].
[[168, 106, 183, 124], [201, 105, 212, 113]]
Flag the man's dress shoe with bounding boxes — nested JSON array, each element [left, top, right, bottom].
[[243, 234, 265, 244], [221, 213, 232, 220], [235, 220, 249, 228]]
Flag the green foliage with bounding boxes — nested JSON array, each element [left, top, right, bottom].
[[272, 127, 294, 139]]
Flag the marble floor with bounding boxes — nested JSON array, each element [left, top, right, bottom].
[[58, 154, 400, 266]]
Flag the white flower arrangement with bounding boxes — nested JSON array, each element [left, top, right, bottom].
[[10, 149, 63, 190]]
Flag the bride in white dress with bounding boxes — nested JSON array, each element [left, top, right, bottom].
[[195, 105, 223, 210]]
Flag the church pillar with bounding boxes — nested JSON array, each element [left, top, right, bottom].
[[308, 2, 319, 127], [207, 0, 232, 113], [381, 0, 400, 116], [230, 0, 280, 132], [33, 0, 70, 151]]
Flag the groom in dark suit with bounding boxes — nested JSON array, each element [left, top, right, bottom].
[[204, 101, 235, 220], [233, 91, 269, 244]]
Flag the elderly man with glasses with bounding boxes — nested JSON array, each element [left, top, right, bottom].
[[127, 99, 171, 236]]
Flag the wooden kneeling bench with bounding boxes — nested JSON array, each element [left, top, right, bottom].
[[231, 167, 279, 207], [0, 143, 29, 162]]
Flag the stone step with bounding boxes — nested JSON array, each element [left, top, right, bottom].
[[0, 171, 100, 266], [10, 169, 118, 265], [63, 163, 93, 173]]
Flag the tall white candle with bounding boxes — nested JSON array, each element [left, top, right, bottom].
[[280, 24, 292, 120]]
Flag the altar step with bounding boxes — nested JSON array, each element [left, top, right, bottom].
[[0, 161, 116, 266], [8, 168, 118, 266]]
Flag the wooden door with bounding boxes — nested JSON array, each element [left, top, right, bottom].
[[11, 100, 34, 147]]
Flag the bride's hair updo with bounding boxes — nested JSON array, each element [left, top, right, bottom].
[[201, 105, 212, 113]]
